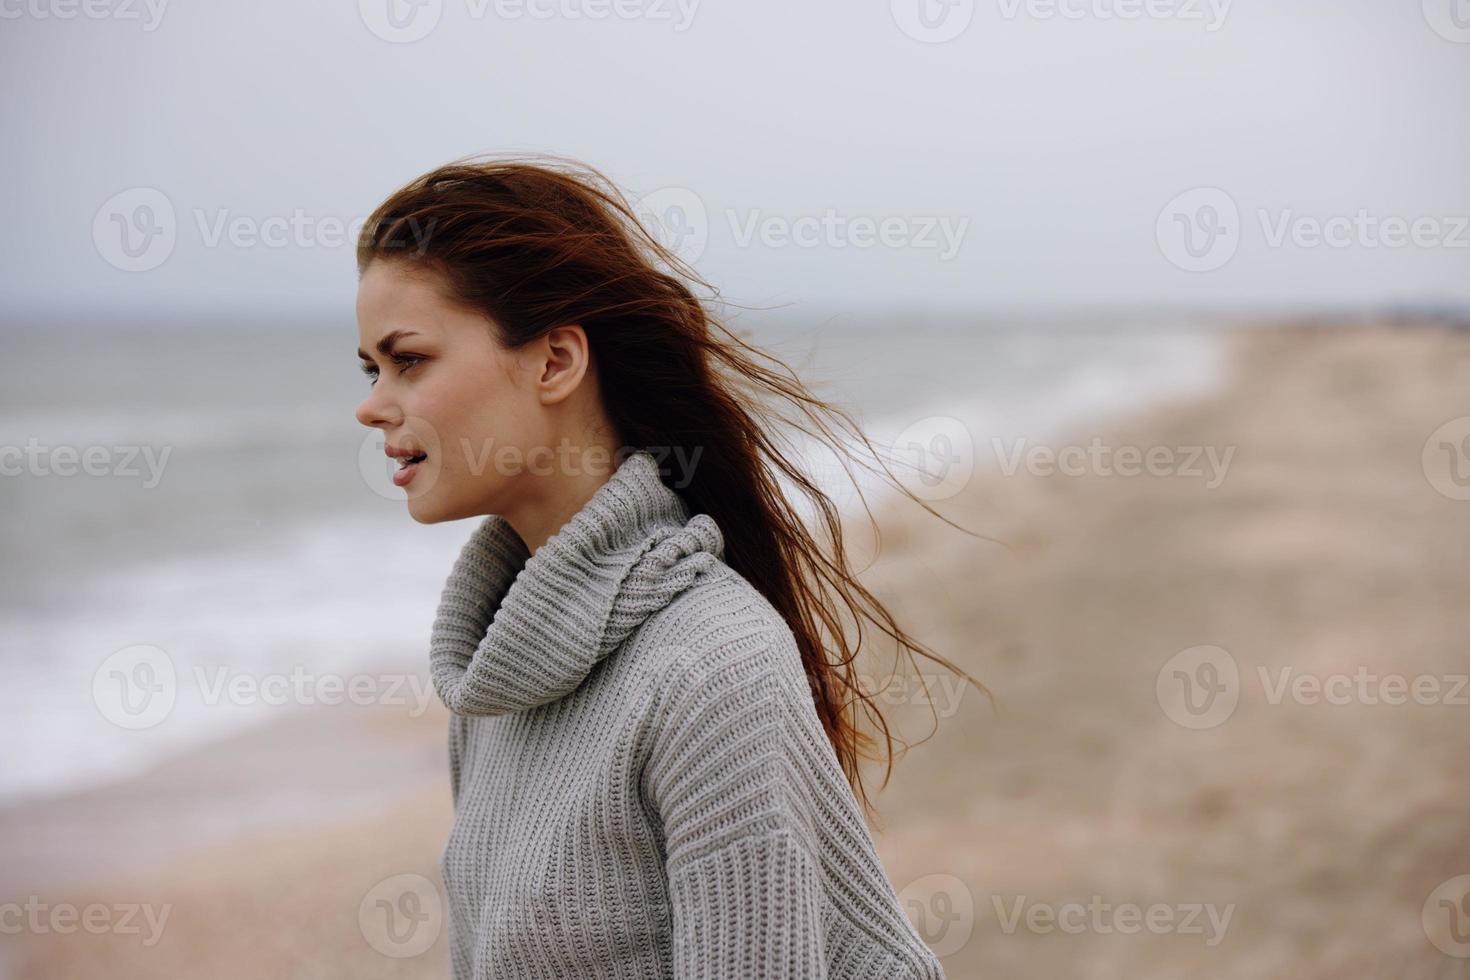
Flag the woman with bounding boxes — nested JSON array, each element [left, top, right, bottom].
[[354, 155, 977, 978]]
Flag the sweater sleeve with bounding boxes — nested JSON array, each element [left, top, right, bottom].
[[645, 633, 830, 979]]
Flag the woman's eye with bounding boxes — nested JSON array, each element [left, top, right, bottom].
[[360, 355, 423, 387]]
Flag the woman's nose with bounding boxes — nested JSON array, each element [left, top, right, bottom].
[[355, 388, 398, 429]]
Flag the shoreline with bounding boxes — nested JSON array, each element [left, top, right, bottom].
[[0, 697, 451, 899]]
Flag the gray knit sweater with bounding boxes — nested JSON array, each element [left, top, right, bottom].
[[428, 449, 946, 979]]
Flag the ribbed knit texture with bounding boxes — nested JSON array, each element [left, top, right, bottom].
[[428, 449, 947, 979]]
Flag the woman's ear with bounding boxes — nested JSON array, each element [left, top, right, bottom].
[[536, 324, 591, 404]]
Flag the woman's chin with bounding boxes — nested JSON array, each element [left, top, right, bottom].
[[404, 490, 444, 524]]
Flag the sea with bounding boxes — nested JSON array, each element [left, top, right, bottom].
[[0, 312, 1230, 806]]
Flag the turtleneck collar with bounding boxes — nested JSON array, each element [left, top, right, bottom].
[[428, 449, 725, 717]]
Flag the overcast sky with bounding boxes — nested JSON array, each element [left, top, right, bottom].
[[3, 0, 1467, 323]]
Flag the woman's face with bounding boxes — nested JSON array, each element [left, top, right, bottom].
[[355, 259, 549, 524]]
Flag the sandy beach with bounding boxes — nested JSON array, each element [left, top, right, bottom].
[[5, 319, 1469, 979]]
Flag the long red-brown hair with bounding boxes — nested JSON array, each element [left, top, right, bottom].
[[357, 153, 986, 822]]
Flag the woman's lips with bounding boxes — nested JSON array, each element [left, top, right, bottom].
[[393, 456, 427, 487]]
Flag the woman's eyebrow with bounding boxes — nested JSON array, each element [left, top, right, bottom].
[[357, 329, 421, 362]]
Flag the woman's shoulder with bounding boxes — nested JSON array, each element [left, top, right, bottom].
[[622, 557, 806, 694], [614, 558, 837, 805]]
